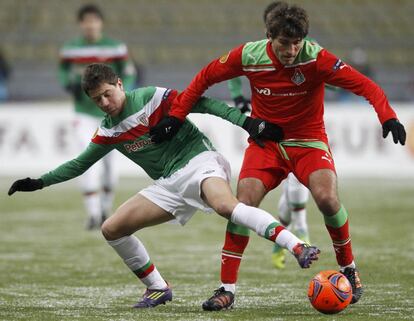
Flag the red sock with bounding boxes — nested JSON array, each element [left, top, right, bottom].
[[221, 231, 250, 284], [324, 206, 354, 266]]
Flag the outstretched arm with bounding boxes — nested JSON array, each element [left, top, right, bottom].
[[8, 142, 112, 195]]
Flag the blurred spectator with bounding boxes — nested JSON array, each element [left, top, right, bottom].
[[0, 49, 11, 102], [58, 4, 137, 230]]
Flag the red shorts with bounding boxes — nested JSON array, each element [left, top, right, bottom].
[[239, 141, 336, 191]]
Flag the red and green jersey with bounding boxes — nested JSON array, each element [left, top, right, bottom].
[[41, 86, 246, 186], [58, 35, 136, 117], [171, 39, 397, 141]]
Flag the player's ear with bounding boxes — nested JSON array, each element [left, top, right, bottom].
[[117, 78, 124, 90]]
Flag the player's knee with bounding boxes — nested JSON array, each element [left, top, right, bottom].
[[101, 220, 120, 241], [212, 200, 234, 218], [314, 193, 339, 214]]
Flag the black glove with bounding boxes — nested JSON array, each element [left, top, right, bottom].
[[233, 95, 251, 114], [242, 117, 284, 148], [65, 83, 83, 100], [382, 118, 406, 145], [8, 178, 44, 196], [149, 116, 183, 144]]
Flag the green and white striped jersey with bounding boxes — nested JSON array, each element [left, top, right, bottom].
[[58, 35, 136, 117], [41, 86, 246, 186]]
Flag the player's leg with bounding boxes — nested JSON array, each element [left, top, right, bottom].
[[308, 169, 362, 303], [273, 174, 310, 268], [272, 179, 291, 269], [73, 114, 104, 229], [200, 176, 320, 311], [101, 150, 118, 222], [101, 193, 174, 308]]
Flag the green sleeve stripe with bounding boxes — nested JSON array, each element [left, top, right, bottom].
[[226, 221, 250, 236], [324, 205, 348, 228]]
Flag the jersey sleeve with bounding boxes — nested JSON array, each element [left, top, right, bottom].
[[41, 142, 113, 187], [317, 49, 397, 124], [169, 44, 246, 121], [227, 77, 243, 99], [191, 96, 247, 127]]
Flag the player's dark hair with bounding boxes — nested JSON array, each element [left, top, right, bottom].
[[82, 63, 118, 95], [263, 1, 284, 23], [77, 4, 104, 22], [265, 2, 309, 39]]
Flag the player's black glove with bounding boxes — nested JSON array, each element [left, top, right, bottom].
[[242, 116, 284, 148], [8, 178, 44, 196], [149, 116, 183, 144], [382, 118, 406, 145], [233, 95, 251, 114], [65, 83, 83, 100]]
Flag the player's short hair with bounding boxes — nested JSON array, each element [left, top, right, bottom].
[[77, 4, 104, 22], [265, 2, 309, 39], [263, 1, 284, 23], [82, 63, 118, 95]]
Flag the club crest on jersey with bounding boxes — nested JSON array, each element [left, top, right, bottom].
[[219, 51, 230, 63], [137, 113, 149, 127], [291, 68, 305, 85]]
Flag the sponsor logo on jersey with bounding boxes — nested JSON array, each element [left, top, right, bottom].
[[291, 68, 306, 85], [219, 51, 230, 63], [254, 86, 272, 95], [137, 113, 149, 127], [124, 139, 153, 153], [333, 59, 346, 71]]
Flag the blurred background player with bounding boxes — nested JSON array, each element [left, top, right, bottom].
[[0, 48, 11, 102], [58, 4, 136, 229], [152, 1, 407, 310], [227, 1, 310, 270]]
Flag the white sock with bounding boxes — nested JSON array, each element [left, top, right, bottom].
[[275, 229, 303, 253], [291, 209, 308, 235], [221, 283, 236, 294], [83, 192, 101, 219], [340, 261, 356, 271], [230, 203, 276, 237], [107, 235, 167, 290]]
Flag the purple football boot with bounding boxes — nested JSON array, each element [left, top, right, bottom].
[[292, 243, 320, 268], [133, 286, 172, 308]]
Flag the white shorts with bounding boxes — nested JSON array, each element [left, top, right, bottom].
[[139, 151, 231, 225]]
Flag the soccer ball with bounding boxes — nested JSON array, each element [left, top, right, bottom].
[[307, 270, 352, 314]]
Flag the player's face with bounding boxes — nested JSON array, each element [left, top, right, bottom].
[[89, 79, 125, 117], [270, 36, 304, 65], [79, 13, 103, 42]]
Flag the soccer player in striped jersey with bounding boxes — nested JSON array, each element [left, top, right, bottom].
[[151, 1, 406, 310], [8, 63, 320, 309], [58, 4, 137, 229], [227, 1, 311, 271]]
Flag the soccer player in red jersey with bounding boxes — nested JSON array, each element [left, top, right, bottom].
[[150, 1, 406, 310]]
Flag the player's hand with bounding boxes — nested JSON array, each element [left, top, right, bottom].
[[242, 117, 284, 147], [233, 95, 251, 114], [382, 118, 406, 145], [149, 116, 183, 144], [8, 178, 44, 196]]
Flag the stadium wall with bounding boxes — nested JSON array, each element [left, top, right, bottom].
[[1, 102, 413, 178]]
